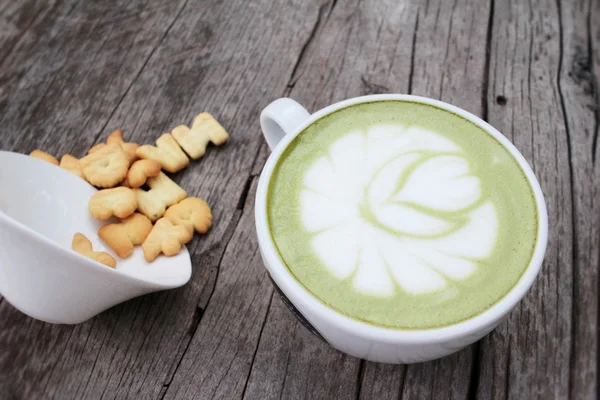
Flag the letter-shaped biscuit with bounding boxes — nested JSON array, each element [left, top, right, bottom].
[[122, 159, 161, 188], [142, 218, 193, 262], [172, 113, 229, 159], [136, 133, 189, 173], [89, 187, 137, 220], [72, 232, 117, 268], [60, 154, 84, 179], [98, 213, 153, 258], [80, 143, 130, 188], [30, 150, 59, 165], [135, 172, 187, 221], [164, 197, 212, 234], [89, 130, 140, 164], [107, 130, 139, 163]]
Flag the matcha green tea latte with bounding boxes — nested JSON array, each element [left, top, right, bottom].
[[267, 100, 538, 329]]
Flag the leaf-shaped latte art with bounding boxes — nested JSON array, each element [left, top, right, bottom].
[[301, 125, 498, 296]]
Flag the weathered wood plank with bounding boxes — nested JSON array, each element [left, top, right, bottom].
[[0, 0, 182, 154], [0, 0, 50, 65], [358, 362, 404, 400], [162, 178, 277, 400], [401, 0, 491, 397], [0, 0, 322, 399], [0, 0, 597, 398], [556, 0, 599, 397], [245, 0, 491, 399], [245, 0, 416, 397], [244, 296, 361, 400], [476, 0, 575, 398]]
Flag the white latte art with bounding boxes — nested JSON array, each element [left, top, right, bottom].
[[301, 125, 498, 296]]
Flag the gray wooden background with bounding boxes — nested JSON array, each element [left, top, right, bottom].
[[0, 0, 597, 399]]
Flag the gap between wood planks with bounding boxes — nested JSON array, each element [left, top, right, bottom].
[[554, 1, 577, 397], [586, 0, 599, 165], [464, 2, 495, 398], [557, 0, 600, 396]]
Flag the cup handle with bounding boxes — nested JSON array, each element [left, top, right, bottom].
[[260, 98, 311, 150]]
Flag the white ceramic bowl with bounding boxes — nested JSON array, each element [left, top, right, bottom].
[[0, 151, 191, 324]]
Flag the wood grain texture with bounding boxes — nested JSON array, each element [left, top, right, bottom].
[[244, 296, 361, 400], [401, 1, 491, 397], [0, 0, 322, 398], [476, 0, 576, 398], [557, 0, 599, 397], [162, 178, 277, 400], [0, 0, 49, 65], [0, 0, 598, 398]]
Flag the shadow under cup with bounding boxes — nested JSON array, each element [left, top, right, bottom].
[[256, 95, 548, 363]]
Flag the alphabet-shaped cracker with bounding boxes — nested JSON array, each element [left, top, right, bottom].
[[172, 113, 229, 159], [135, 172, 187, 221], [80, 143, 130, 188], [89, 187, 137, 220], [89, 130, 139, 164], [98, 213, 153, 258], [59, 154, 84, 179], [30, 150, 58, 165], [72, 232, 117, 268], [141, 218, 193, 262], [136, 133, 189, 173], [164, 197, 212, 234], [122, 159, 161, 188]]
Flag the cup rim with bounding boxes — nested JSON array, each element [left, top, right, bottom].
[[255, 94, 548, 343]]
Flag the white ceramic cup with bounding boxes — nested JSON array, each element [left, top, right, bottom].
[[256, 94, 548, 364]]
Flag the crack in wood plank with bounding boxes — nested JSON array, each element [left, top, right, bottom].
[[239, 291, 275, 399], [482, 0, 494, 121], [589, 0, 600, 165], [354, 360, 365, 399], [555, 0, 583, 397], [286, 0, 338, 91], [467, 341, 481, 400], [408, 14, 419, 95], [160, 209, 245, 392]]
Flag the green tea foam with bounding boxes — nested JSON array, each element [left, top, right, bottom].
[[268, 100, 538, 329]]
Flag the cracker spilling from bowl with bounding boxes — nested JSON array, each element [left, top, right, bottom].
[[29, 113, 229, 268]]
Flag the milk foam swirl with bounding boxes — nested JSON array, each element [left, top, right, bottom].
[[301, 125, 498, 296]]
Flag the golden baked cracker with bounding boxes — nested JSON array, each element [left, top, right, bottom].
[[88, 143, 105, 153], [30, 150, 59, 165], [135, 172, 187, 221], [89, 187, 137, 220], [80, 143, 130, 188], [72, 232, 117, 268], [164, 197, 212, 234], [98, 213, 153, 258], [141, 218, 193, 262], [107, 129, 139, 163], [90, 130, 139, 164], [59, 154, 84, 179], [172, 113, 229, 159], [122, 159, 161, 188], [136, 133, 189, 173]]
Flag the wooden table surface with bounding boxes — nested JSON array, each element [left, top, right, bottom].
[[0, 0, 598, 399]]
